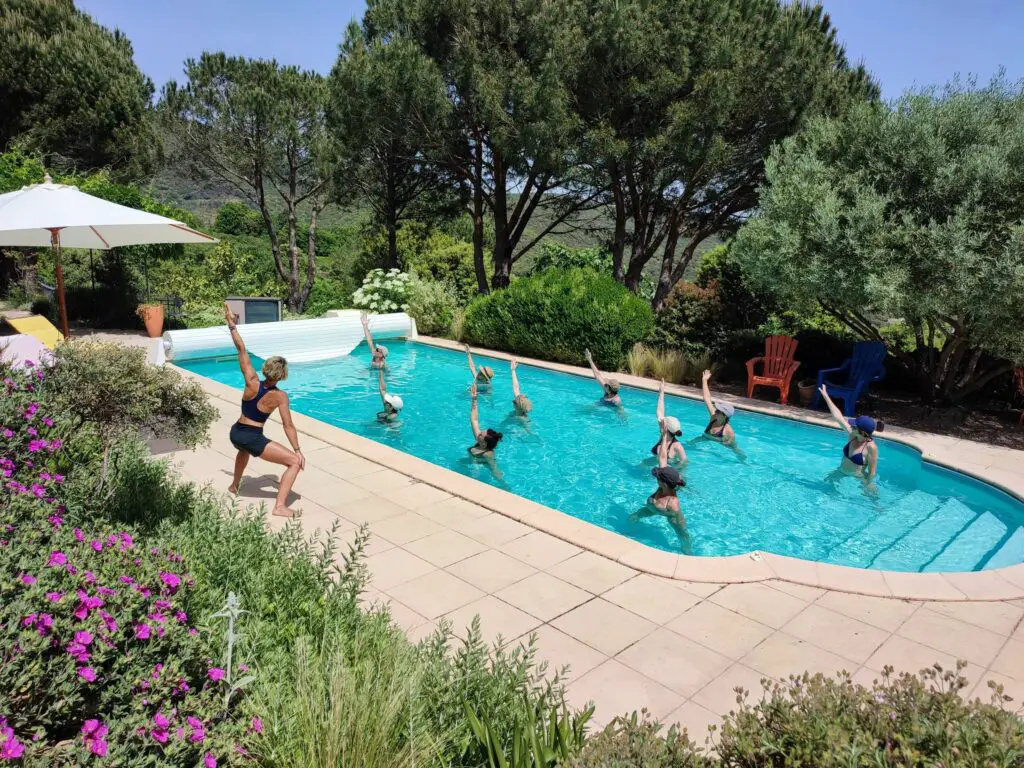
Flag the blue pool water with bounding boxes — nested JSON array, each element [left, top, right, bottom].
[[180, 341, 1024, 572]]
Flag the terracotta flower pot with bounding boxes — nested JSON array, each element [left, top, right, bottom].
[[137, 304, 164, 338], [797, 379, 816, 407]]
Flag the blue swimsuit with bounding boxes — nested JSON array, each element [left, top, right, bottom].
[[843, 440, 869, 466]]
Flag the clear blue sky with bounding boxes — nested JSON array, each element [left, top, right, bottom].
[[76, 0, 1024, 99]]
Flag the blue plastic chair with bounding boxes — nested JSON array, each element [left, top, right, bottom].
[[811, 341, 887, 416]]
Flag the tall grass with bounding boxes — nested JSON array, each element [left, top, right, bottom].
[[254, 628, 438, 768], [626, 343, 717, 385]]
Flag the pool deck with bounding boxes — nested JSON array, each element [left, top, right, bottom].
[[164, 338, 1024, 734]]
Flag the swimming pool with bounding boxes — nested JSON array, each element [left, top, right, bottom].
[[180, 341, 1024, 573]]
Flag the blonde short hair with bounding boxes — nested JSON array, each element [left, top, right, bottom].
[[513, 394, 533, 414], [262, 356, 288, 383], [478, 366, 495, 382], [604, 378, 620, 395]]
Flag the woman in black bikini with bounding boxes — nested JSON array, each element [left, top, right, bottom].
[[468, 382, 503, 479], [224, 303, 305, 518], [632, 427, 689, 549], [584, 348, 622, 407], [361, 312, 388, 369], [819, 384, 883, 480], [700, 369, 736, 445]]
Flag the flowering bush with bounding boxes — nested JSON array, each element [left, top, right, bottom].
[[351, 268, 411, 313]]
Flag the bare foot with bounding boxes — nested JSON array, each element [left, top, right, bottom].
[[272, 506, 301, 519], [228, 482, 239, 495]]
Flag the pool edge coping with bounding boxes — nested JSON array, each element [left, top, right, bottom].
[[171, 341, 1024, 603]]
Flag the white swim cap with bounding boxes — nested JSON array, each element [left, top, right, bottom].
[[383, 393, 404, 411], [663, 416, 682, 435]]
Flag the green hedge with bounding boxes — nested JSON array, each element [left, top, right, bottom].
[[463, 268, 653, 370]]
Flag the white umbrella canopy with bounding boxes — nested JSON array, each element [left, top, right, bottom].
[[0, 175, 217, 337]]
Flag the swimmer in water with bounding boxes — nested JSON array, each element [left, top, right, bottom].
[[584, 348, 622, 407], [375, 367, 403, 423], [361, 312, 388, 369], [510, 359, 533, 419], [468, 382, 503, 479], [632, 426, 689, 549], [700, 369, 736, 445], [465, 344, 494, 391], [654, 379, 686, 463], [820, 384, 883, 482]]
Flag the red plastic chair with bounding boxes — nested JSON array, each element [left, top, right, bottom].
[[1014, 368, 1024, 425], [746, 335, 801, 405]]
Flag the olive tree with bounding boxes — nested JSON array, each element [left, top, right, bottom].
[[732, 77, 1024, 403]]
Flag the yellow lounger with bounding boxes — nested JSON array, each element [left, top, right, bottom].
[[5, 315, 62, 349]]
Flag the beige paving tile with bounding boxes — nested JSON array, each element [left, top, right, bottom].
[[378, 481, 453, 510], [782, 604, 891, 665], [864, 634, 958, 677], [897, 608, 1006, 667], [741, 631, 853, 680], [404, 530, 488, 568], [348, 467, 416, 493], [386, 570, 484, 619], [767, 580, 827, 602], [666, 600, 774, 661], [380, 598, 428, 634], [443, 595, 542, 645], [336, 525, 394, 559], [923, 600, 1024, 637], [447, 550, 537, 593], [849, 665, 884, 689], [710, 582, 808, 630], [496, 572, 592, 622], [664, 701, 721, 745], [552, 598, 656, 656], [990, 637, 1024, 681], [515, 625, 607, 682], [616, 627, 732, 697], [671, 579, 725, 599], [547, 552, 638, 595], [602, 574, 701, 625], [314, 451, 386, 479], [814, 590, 918, 633], [969, 669, 1024, 711], [568, 660, 683, 727], [501, 530, 582, 570], [404, 620, 443, 646], [367, 512, 445, 545], [451, 513, 534, 547], [418, 496, 493, 525], [336, 495, 411, 525], [691, 662, 773, 716], [365, 547, 437, 591]]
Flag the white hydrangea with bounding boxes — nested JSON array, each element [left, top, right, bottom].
[[352, 267, 412, 311]]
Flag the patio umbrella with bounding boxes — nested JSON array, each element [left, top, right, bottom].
[[0, 174, 218, 338]]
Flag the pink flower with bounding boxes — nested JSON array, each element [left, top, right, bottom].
[[78, 667, 97, 683], [45, 591, 62, 602], [207, 667, 225, 682], [135, 623, 151, 640], [73, 528, 85, 542], [152, 713, 170, 729], [74, 630, 93, 646], [20, 573, 36, 585], [47, 514, 63, 528], [152, 663, 163, 680], [204, 753, 217, 768], [46, 551, 67, 567], [159, 571, 181, 594], [21, 613, 37, 628], [251, 716, 263, 733], [90, 540, 103, 552], [0, 717, 25, 760], [80, 719, 109, 756], [37, 613, 53, 634]]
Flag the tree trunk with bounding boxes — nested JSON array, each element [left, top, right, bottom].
[[253, 161, 288, 285], [385, 170, 399, 269], [300, 198, 319, 311], [490, 152, 512, 291], [610, 169, 626, 283], [471, 135, 489, 294], [286, 201, 300, 312], [651, 219, 682, 311]]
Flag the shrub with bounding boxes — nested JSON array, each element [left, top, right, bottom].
[[39, 342, 216, 483], [463, 268, 653, 370], [303, 277, 354, 317], [28, 297, 53, 321], [528, 242, 612, 276], [214, 202, 264, 236], [407, 240, 478, 305], [407, 279, 459, 336], [351, 268, 412, 313], [571, 711, 709, 768]]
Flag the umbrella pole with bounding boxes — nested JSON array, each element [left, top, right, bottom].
[[49, 228, 70, 339]]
